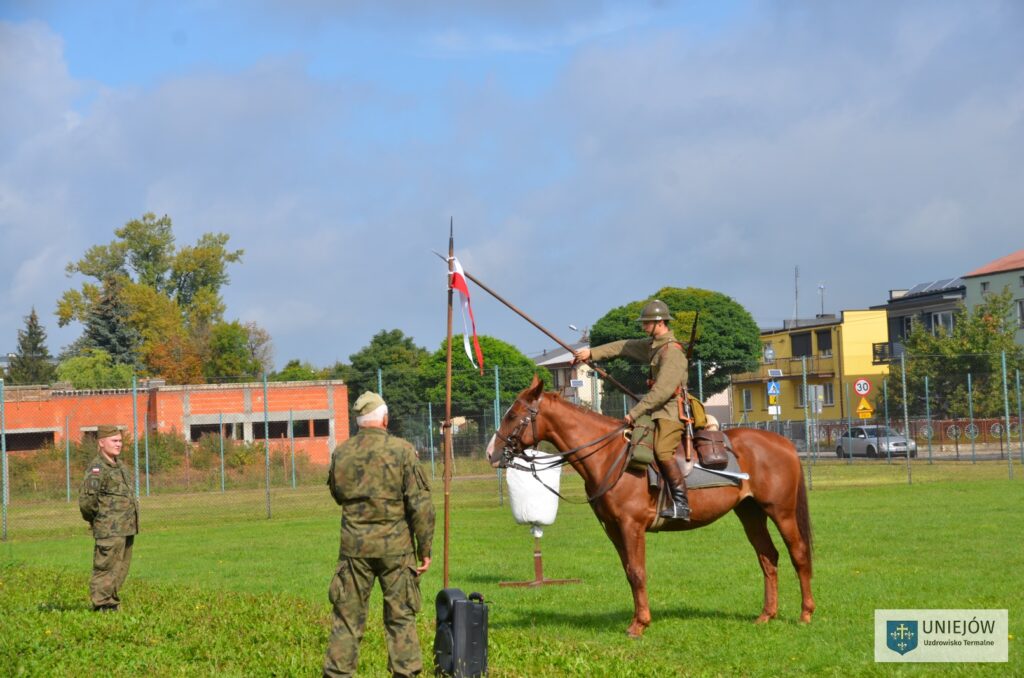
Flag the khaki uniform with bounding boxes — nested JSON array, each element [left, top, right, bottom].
[[78, 455, 139, 609], [324, 428, 435, 678], [590, 330, 688, 462]]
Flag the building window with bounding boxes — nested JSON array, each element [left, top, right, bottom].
[[791, 332, 812, 357], [1018, 299, 1024, 328], [1019, 275, 1024, 288], [980, 281, 990, 293], [742, 388, 753, 412], [931, 311, 954, 336], [823, 382, 834, 406], [816, 329, 832, 357], [795, 386, 805, 408]]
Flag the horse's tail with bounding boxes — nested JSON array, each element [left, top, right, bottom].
[[796, 472, 813, 567]]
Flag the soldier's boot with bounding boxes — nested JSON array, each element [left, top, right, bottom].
[[657, 457, 691, 521]]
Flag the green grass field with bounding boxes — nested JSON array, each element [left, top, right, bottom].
[[1, 461, 1021, 676]]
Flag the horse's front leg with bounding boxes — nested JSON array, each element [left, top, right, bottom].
[[606, 518, 651, 637]]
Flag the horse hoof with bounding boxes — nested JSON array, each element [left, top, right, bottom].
[[626, 625, 646, 638], [754, 614, 774, 624], [800, 613, 813, 624]]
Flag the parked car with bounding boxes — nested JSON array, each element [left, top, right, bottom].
[[835, 425, 917, 458]]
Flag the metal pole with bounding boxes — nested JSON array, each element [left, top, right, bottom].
[[925, 375, 932, 463], [697, 359, 704, 402], [844, 382, 853, 465], [494, 365, 502, 507], [968, 372, 976, 463], [882, 379, 891, 463], [65, 415, 71, 502], [1002, 352, 1013, 479], [1, 378, 7, 541], [289, 409, 296, 489], [219, 412, 225, 493], [144, 411, 150, 496], [132, 375, 140, 497], [263, 373, 271, 519], [442, 224, 455, 588], [377, 368, 383, 396], [428, 401, 436, 480], [801, 357, 810, 488], [1017, 369, 1023, 464], [900, 354, 912, 484]]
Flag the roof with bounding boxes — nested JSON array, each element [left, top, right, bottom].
[[963, 249, 1024, 277], [531, 341, 588, 367], [900, 277, 965, 298]]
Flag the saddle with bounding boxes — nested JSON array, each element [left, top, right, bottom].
[[625, 417, 730, 472]]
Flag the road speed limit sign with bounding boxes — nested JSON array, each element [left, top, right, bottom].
[[853, 378, 872, 397]]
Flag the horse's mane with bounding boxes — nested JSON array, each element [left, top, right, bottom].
[[541, 390, 621, 427]]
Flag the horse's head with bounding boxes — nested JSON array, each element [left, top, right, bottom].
[[487, 374, 545, 468]]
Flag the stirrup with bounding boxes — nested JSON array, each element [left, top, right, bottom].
[[660, 501, 691, 521]]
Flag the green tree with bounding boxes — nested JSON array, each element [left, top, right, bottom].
[[56, 213, 248, 381], [56, 348, 133, 389], [270, 359, 324, 382], [7, 308, 57, 385], [83, 276, 140, 366], [896, 288, 1024, 419], [589, 287, 760, 405], [344, 330, 429, 437], [420, 335, 551, 445], [204, 321, 262, 380]]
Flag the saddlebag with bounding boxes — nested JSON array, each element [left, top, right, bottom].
[[694, 430, 729, 469]]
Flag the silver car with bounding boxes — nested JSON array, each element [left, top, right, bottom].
[[836, 425, 917, 458]]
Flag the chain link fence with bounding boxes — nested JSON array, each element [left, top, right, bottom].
[[2, 351, 1022, 540]]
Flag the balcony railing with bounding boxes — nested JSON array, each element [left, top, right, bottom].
[[731, 355, 836, 383], [872, 342, 905, 365]]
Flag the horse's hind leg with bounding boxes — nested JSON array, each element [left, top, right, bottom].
[[604, 519, 651, 637], [734, 499, 779, 623], [768, 505, 815, 624]]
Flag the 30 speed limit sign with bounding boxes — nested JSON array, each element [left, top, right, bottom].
[[853, 378, 872, 397]]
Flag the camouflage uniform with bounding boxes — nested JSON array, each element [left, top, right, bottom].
[[323, 427, 435, 678], [78, 454, 139, 610], [589, 329, 688, 462]]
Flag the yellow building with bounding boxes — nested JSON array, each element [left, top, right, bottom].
[[729, 310, 889, 423]]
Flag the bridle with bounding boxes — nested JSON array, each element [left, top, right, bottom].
[[495, 395, 634, 504]]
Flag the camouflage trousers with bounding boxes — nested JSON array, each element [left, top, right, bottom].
[[323, 554, 423, 678], [90, 535, 134, 609]]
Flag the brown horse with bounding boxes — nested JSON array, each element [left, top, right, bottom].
[[489, 376, 815, 637]]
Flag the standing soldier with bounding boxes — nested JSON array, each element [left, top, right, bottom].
[[575, 299, 691, 521], [78, 425, 139, 611], [324, 391, 435, 678]]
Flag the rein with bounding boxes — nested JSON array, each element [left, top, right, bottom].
[[497, 397, 636, 504]]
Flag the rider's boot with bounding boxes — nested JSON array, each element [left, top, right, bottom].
[[657, 457, 691, 521]]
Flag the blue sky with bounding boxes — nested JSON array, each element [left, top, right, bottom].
[[2, 1, 1022, 369]]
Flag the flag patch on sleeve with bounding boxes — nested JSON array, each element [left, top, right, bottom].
[[90, 467, 101, 474]]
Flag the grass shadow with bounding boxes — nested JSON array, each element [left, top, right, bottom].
[[495, 603, 752, 632]]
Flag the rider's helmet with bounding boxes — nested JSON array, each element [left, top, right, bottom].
[[637, 300, 671, 323]]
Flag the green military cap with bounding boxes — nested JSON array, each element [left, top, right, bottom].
[[353, 391, 386, 416], [97, 425, 121, 439]]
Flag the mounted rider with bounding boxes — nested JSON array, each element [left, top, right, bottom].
[[574, 300, 691, 521]]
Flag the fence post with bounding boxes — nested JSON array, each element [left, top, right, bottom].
[[925, 375, 932, 463], [289, 409, 296, 489], [263, 373, 271, 519], [493, 366, 503, 507], [900, 353, 912, 484], [132, 375, 140, 497], [801, 357, 810, 489], [844, 382, 853, 465], [65, 415, 71, 502], [428, 401, 436, 480], [697, 359, 704, 403], [144, 411, 150, 496], [1017, 369, 1023, 464], [1002, 352, 1013, 479], [219, 412, 225, 493], [1, 378, 8, 541], [968, 372, 976, 463]]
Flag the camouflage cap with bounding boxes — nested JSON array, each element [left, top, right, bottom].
[[353, 391, 387, 416], [97, 425, 121, 439]]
